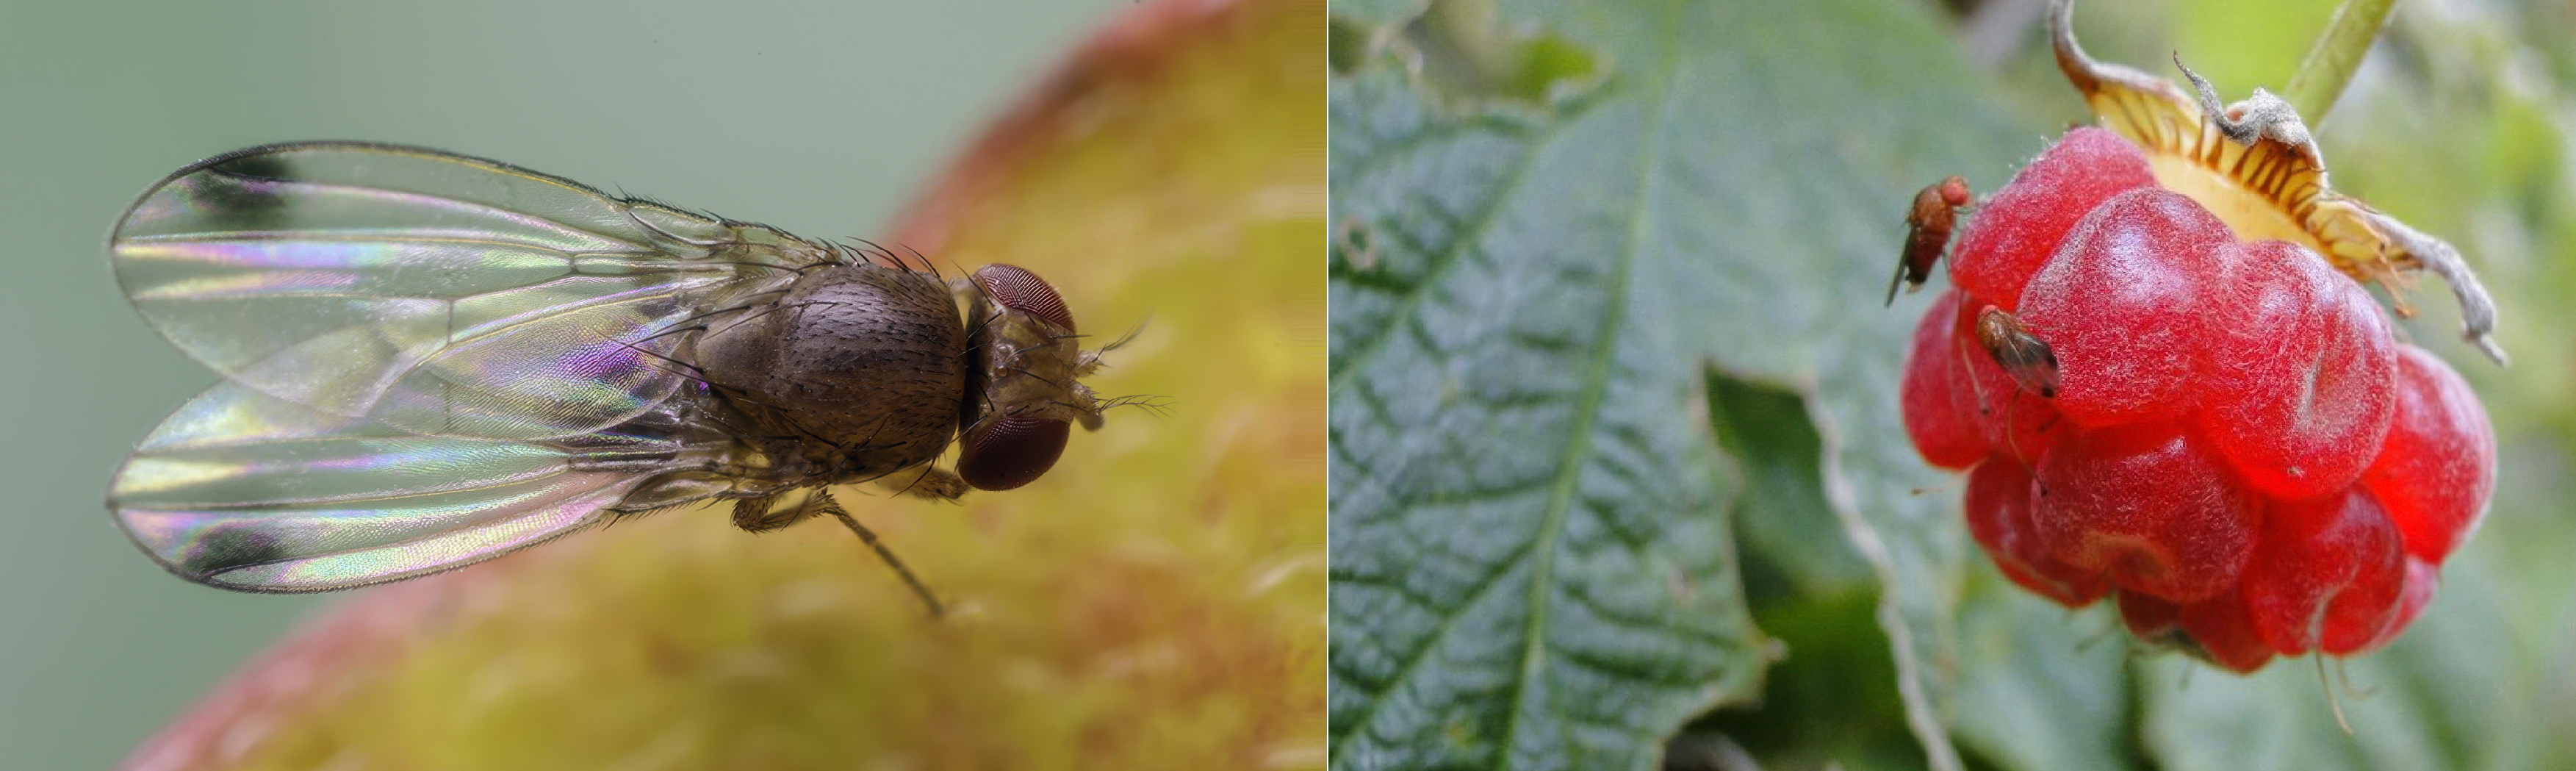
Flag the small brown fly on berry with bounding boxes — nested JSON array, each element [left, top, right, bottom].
[[1974, 306, 2059, 399], [1888, 175, 1974, 306]]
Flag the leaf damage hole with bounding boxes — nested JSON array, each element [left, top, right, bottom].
[[1671, 370, 1913, 770]]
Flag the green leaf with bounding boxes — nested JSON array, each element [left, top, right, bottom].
[[1327, 0, 2037, 767], [1946, 570, 2134, 771]]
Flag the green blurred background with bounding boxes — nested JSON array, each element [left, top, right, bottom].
[[0, 1, 1123, 767]]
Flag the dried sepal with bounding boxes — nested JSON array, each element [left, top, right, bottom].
[[2047, 0, 2503, 365]]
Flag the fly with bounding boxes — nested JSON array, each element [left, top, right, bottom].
[[1889, 175, 1973, 306], [1975, 305, 2061, 398], [105, 143, 1129, 617]]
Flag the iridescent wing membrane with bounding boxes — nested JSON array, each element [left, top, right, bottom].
[[108, 143, 817, 591]]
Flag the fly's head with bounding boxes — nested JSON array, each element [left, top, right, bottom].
[[954, 264, 1109, 491]]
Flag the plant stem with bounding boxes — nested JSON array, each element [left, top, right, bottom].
[[2283, 0, 2400, 122]]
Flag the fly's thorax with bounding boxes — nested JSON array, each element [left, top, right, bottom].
[[954, 265, 1107, 491], [694, 262, 968, 479]]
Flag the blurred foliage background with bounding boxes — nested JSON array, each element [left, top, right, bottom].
[[2, 0, 1321, 769], [1328, 0, 2576, 769]]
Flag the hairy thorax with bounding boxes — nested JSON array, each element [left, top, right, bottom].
[[693, 262, 968, 486]]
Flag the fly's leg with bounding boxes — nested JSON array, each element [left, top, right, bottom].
[[732, 488, 946, 617], [730, 488, 817, 532], [811, 490, 946, 618], [873, 464, 970, 501]]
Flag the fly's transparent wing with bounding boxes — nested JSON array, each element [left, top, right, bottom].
[[109, 380, 715, 592], [112, 142, 828, 440]]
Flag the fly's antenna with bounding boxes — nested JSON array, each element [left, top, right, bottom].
[[1098, 318, 1150, 351], [1098, 393, 1173, 418]]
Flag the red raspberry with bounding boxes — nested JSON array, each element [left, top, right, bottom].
[[2235, 487, 2404, 656], [2362, 346, 2496, 562], [2017, 188, 2237, 428], [1901, 290, 1984, 470], [1895, 11, 2502, 673], [1888, 121, 2499, 670], [2361, 556, 2442, 652], [1964, 459, 2108, 607], [1949, 127, 2158, 309], [2115, 589, 2273, 673], [2176, 589, 2275, 673], [2032, 422, 2254, 603], [2115, 589, 2181, 643], [2198, 240, 2397, 501]]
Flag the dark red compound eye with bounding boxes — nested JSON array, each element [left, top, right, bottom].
[[971, 264, 1076, 333], [957, 416, 1071, 491]]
